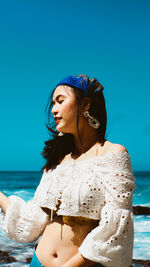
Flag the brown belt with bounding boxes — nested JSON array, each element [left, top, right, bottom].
[[62, 215, 98, 225]]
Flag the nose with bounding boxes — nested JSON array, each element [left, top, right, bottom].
[[51, 104, 58, 115]]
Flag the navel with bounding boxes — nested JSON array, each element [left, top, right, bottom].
[[52, 252, 58, 258]]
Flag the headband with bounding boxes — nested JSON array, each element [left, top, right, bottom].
[[55, 74, 104, 96]]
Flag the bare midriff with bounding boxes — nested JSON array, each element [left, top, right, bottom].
[[35, 215, 99, 267]]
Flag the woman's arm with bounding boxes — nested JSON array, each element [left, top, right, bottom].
[[77, 149, 136, 267], [0, 171, 50, 243], [0, 192, 11, 212], [61, 252, 94, 267], [0, 194, 49, 243]]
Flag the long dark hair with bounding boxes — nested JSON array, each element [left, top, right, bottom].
[[42, 85, 107, 171]]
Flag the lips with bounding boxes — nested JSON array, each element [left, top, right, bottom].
[[55, 117, 62, 124], [56, 119, 61, 125]]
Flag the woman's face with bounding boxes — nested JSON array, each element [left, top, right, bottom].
[[51, 85, 79, 134]]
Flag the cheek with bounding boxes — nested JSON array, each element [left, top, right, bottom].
[[61, 101, 78, 117]]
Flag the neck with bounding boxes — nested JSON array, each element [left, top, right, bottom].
[[72, 127, 99, 156]]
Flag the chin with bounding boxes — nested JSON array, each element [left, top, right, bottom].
[[56, 125, 65, 132], [57, 127, 72, 135], [56, 123, 74, 135]]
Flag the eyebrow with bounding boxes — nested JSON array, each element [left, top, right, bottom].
[[52, 94, 65, 105]]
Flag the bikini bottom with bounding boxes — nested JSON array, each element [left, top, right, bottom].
[[29, 250, 44, 267], [29, 249, 104, 267]]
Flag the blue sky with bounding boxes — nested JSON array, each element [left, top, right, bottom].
[[0, 0, 149, 171]]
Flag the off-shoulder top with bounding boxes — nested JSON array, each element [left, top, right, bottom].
[[0, 150, 136, 267]]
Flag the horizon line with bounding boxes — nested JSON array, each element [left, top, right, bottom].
[[0, 170, 150, 173]]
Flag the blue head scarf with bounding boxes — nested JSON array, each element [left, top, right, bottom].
[[55, 74, 104, 96]]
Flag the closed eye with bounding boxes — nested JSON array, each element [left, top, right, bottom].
[[58, 100, 64, 104], [52, 95, 65, 106], [51, 95, 65, 106]]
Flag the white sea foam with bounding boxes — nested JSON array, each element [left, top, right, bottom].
[[134, 216, 150, 232]]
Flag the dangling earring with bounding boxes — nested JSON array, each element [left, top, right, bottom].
[[83, 111, 100, 129], [58, 132, 64, 136]]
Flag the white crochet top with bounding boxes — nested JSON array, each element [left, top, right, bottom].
[[1, 151, 136, 267]]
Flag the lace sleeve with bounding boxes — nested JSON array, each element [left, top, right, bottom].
[[0, 171, 49, 243], [79, 151, 136, 267]]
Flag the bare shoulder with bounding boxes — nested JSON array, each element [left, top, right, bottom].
[[104, 141, 128, 155]]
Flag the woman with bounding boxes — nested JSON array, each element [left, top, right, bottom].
[[0, 74, 136, 267]]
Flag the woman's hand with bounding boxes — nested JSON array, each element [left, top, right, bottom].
[[61, 252, 94, 267], [0, 192, 11, 213]]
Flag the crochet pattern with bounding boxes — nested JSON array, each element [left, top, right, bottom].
[[1, 151, 136, 267]]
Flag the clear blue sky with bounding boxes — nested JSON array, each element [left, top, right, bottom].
[[0, 0, 149, 171]]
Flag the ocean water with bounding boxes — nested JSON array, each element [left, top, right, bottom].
[[0, 171, 150, 266]]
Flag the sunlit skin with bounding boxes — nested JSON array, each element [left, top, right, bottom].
[[52, 85, 79, 135], [0, 85, 127, 267], [51, 85, 100, 156]]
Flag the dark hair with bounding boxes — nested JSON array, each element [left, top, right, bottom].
[[42, 85, 107, 171]]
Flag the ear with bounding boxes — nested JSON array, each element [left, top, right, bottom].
[[82, 97, 91, 112]]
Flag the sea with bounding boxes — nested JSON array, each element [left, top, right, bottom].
[[0, 171, 150, 267]]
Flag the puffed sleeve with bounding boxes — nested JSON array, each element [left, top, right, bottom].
[[79, 151, 136, 267], [0, 171, 50, 243]]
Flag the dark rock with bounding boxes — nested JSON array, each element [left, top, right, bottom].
[[132, 259, 150, 266], [0, 250, 17, 263], [133, 205, 150, 215], [1, 250, 150, 266], [26, 257, 32, 263]]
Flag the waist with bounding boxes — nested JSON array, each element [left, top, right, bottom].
[[42, 207, 100, 223], [35, 217, 99, 267], [62, 215, 99, 225]]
